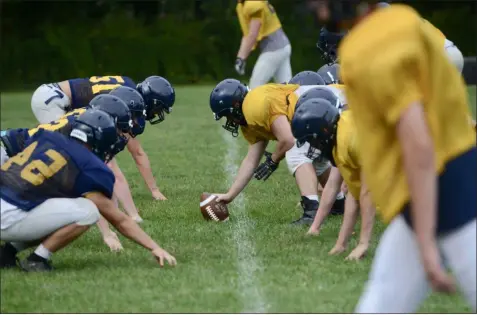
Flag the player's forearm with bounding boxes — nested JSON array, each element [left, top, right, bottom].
[[358, 192, 375, 246], [96, 215, 115, 238], [228, 156, 258, 198], [311, 169, 342, 230], [114, 180, 139, 217], [335, 192, 359, 247], [115, 217, 161, 251], [135, 154, 159, 192], [271, 138, 295, 163], [237, 35, 256, 60]]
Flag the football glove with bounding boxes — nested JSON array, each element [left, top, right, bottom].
[[235, 57, 246, 76], [254, 151, 279, 181]]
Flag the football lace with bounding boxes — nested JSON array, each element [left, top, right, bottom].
[[206, 206, 220, 221]]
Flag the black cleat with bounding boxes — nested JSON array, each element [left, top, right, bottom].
[[19, 254, 53, 272], [291, 211, 316, 225], [330, 197, 345, 215], [0, 243, 19, 269]]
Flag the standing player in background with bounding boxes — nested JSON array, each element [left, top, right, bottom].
[[235, 0, 292, 89], [325, 1, 475, 312], [29, 75, 174, 202]]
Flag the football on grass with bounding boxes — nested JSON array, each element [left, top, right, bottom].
[[200, 193, 229, 222]]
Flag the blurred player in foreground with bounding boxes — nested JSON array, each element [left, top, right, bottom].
[[235, 0, 292, 88], [326, 1, 475, 312], [292, 98, 375, 260], [29, 75, 174, 202], [0, 110, 176, 272]]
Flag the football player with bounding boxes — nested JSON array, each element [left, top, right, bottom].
[[292, 98, 375, 260], [317, 63, 341, 85], [1, 95, 137, 250], [285, 86, 347, 224], [331, 1, 475, 312], [0, 110, 176, 272], [209, 79, 298, 204], [235, 0, 292, 88], [288, 71, 326, 86]]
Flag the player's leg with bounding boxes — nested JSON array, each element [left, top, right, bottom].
[[444, 39, 464, 73], [0, 197, 99, 271], [286, 141, 320, 224], [249, 50, 283, 89], [355, 216, 430, 313], [314, 159, 345, 215], [272, 44, 292, 84], [107, 158, 142, 222], [31, 83, 71, 124], [439, 220, 476, 311]]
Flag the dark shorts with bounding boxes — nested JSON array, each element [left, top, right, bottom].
[[403, 146, 477, 235]]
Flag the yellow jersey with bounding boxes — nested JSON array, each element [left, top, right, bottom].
[[241, 83, 299, 144], [236, 1, 282, 50], [422, 19, 446, 47], [339, 4, 475, 223], [332, 110, 361, 200]]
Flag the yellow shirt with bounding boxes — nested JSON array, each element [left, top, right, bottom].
[[339, 4, 475, 223], [236, 1, 282, 50], [241, 83, 299, 144], [332, 110, 361, 200], [422, 19, 446, 47]]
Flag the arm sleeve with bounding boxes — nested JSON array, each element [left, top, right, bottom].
[[244, 1, 265, 18], [241, 126, 259, 145], [75, 166, 115, 199]]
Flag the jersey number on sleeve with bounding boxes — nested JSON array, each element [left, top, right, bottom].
[[1, 141, 67, 186], [28, 118, 69, 136], [90, 76, 125, 94]]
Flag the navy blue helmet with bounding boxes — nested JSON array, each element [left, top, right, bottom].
[[291, 98, 340, 162], [210, 79, 249, 137], [317, 27, 346, 65], [70, 109, 119, 162], [136, 76, 175, 125], [295, 87, 342, 111], [289, 71, 326, 86], [88, 94, 133, 134], [317, 63, 341, 85], [109, 86, 147, 137]]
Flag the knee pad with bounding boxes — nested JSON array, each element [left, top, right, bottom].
[[286, 141, 314, 175], [75, 198, 100, 226]]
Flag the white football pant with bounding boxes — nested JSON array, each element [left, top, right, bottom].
[[356, 216, 476, 313], [286, 140, 331, 176], [1, 197, 99, 242], [31, 84, 71, 124], [0, 146, 9, 166], [249, 44, 292, 89], [444, 39, 464, 74]]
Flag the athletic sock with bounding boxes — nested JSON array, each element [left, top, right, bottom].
[[336, 192, 345, 200], [33, 245, 52, 261]]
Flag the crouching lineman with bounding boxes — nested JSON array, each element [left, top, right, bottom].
[[332, 1, 475, 312], [0, 110, 176, 272], [1, 95, 140, 250], [30, 75, 174, 201], [292, 98, 375, 260], [285, 83, 347, 224]]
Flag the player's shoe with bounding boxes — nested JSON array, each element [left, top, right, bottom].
[[19, 254, 53, 272], [0, 243, 19, 269], [291, 196, 319, 225], [329, 197, 345, 215]]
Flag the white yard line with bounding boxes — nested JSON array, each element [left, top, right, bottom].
[[222, 132, 267, 313]]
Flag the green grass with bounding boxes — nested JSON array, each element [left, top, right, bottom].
[[1, 86, 475, 313]]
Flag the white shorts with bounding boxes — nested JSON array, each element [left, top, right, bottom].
[[356, 216, 476, 313], [286, 140, 331, 176], [31, 83, 71, 124], [0, 197, 99, 242], [444, 39, 464, 74], [249, 44, 292, 89], [0, 146, 9, 166]]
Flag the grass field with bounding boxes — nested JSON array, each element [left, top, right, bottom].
[[0, 86, 475, 313]]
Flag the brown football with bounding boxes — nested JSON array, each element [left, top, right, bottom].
[[200, 192, 229, 222]]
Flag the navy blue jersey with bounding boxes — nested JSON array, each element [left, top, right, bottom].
[[68, 76, 136, 109], [0, 129, 115, 211], [1, 108, 87, 157]]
